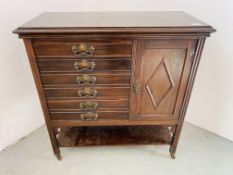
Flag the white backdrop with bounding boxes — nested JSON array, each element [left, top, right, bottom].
[[1, 0, 233, 151]]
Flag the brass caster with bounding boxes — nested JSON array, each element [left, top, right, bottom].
[[170, 153, 176, 159], [55, 154, 62, 161]]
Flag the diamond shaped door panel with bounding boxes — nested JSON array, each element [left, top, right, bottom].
[[132, 40, 195, 120], [142, 49, 185, 115], [146, 58, 175, 110]]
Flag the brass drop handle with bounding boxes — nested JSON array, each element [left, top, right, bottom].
[[72, 43, 95, 57], [74, 60, 95, 72], [76, 74, 96, 85], [78, 88, 97, 97], [81, 112, 98, 121], [133, 79, 141, 95], [80, 101, 98, 110]]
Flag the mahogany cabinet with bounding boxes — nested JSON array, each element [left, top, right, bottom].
[[14, 12, 215, 160]]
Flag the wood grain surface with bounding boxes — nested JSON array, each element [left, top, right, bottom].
[[14, 12, 215, 159]]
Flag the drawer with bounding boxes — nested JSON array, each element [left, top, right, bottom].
[[41, 73, 130, 86], [47, 98, 129, 110], [37, 59, 131, 72], [44, 87, 130, 98], [33, 40, 132, 58], [50, 111, 129, 120]]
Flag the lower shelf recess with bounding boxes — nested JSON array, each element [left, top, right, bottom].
[[57, 126, 172, 147]]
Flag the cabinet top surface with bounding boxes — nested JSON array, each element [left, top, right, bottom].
[[14, 12, 215, 34]]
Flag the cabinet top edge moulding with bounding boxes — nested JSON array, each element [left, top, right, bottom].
[[13, 11, 216, 36]]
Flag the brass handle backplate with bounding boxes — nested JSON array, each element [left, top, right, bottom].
[[80, 101, 98, 110], [76, 74, 96, 85], [74, 60, 95, 72], [78, 88, 97, 97], [72, 43, 95, 57], [81, 112, 98, 120], [133, 79, 141, 95]]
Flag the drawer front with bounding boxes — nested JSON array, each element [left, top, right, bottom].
[[34, 39, 132, 122], [41, 73, 130, 86], [50, 111, 129, 120], [37, 59, 131, 72], [44, 87, 130, 98], [33, 40, 132, 57], [47, 98, 129, 110]]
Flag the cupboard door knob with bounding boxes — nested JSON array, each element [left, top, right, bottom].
[[80, 101, 98, 110], [76, 74, 96, 85], [74, 60, 95, 72], [72, 43, 95, 57], [78, 88, 97, 97], [133, 79, 141, 95], [80, 112, 98, 120]]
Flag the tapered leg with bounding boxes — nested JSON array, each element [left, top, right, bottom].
[[169, 145, 176, 159], [51, 127, 62, 160], [169, 126, 178, 159], [54, 148, 62, 160]]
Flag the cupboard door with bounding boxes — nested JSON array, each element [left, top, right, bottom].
[[131, 40, 196, 120]]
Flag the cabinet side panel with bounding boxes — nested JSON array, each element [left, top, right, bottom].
[[170, 37, 206, 156], [23, 39, 60, 155]]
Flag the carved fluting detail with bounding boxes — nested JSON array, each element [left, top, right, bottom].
[[170, 126, 176, 135], [169, 126, 176, 136], [56, 128, 61, 139]]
